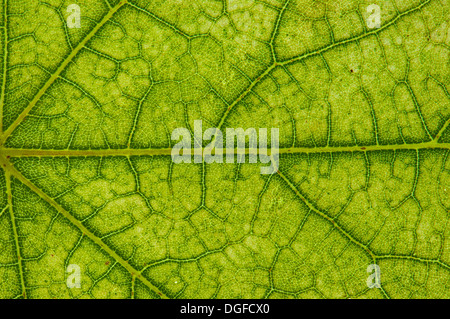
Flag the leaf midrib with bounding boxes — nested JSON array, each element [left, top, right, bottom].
[[1, 141, 449, 157]]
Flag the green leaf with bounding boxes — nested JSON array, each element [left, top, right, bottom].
[[0, 0, 449, 299]]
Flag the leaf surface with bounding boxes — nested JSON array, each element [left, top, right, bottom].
[[0, 0, 449, 299]]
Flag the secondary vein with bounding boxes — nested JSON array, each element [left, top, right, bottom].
[[0, 0, 128, 144], [0, 153, 170, 299], [5, 170, 27, 299]]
